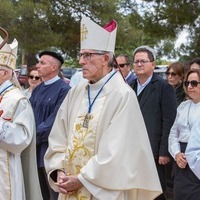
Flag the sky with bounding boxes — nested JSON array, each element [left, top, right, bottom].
[[175, 30, 188, 48], [135, 0, 189, 51]]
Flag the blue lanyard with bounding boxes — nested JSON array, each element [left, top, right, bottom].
[[0, 84, 13, 96], [87, 71, 117, 114]]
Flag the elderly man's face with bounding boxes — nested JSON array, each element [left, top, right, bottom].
[[79, 50, 109, 83], [0, 68, 9, 85]]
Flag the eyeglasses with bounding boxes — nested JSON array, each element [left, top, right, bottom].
[[184, 80, 200, 87], [118, 63, 129, 68], [166, 72, 177, 76], [29, 75, 41, 80], [79, 52, 105, 61], [133, 60, 152, 65]]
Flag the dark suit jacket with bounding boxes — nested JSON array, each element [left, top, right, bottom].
[[126, 71, 136, 86], [130, 73, 177, 158]]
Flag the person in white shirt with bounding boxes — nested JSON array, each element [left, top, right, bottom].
[[168, 68, 200, 200], [185, 119, 200, 180]]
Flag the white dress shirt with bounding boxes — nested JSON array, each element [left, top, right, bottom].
[[186, 119, 200, 180], [168, 100, 200, 159]]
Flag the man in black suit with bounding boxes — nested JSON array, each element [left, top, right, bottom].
[[130, 46, 177, 200], [116, 54, 136, 85]]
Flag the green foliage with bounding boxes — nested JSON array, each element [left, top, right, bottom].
[[14, 0, 61, 52], [64, 58, 79, 68], [129, 0, 200, 61], [0, 0, 17, 42], [0, 0, 200, 66]]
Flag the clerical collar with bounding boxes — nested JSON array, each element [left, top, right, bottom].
[[0, 80, 14, 95], [44, 75, 60, 85], [137, 75, 152, 96], [88, 69, 116, 98], [83, 70, 117, 128], [89, 69, 115, 88]]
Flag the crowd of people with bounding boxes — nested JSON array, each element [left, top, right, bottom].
[[1, 15, 200, 200]]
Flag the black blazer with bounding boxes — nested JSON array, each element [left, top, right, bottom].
[[130, 73, 177, 158], [126, 71, 136, 86]]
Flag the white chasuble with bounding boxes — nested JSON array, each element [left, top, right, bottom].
[[0, 87, 24, 200], [45, 72, 162, 200], [0, 150, 11, 200], [0, 82, 43, 200], [61, 96, 106, 200]]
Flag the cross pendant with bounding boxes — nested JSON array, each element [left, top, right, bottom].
[[83, 113, 90, 128]]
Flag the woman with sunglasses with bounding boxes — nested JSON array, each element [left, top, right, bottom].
[[24, 65, 42, 98], [166, 62, 186, 106], [168, 69, 200, 200]]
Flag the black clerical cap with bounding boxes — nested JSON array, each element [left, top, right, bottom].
[[39, 51, 64, 65]]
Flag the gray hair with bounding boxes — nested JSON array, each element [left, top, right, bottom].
[[96, 50, 114, 67], [133, 45, 156, 61]]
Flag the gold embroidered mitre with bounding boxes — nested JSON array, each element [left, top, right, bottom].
[[80, 16, 117, 53], [0, 36, 18, 69]]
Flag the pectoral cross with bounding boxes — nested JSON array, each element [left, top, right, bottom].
[[83, 113, 90, 128]]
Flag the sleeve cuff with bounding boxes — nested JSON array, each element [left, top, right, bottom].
[[0, 118, 10, 140]]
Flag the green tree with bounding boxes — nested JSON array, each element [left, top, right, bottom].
[[1, 0, 121, 66], [1, 0, 200, 66], [131, 0, 200, 60]]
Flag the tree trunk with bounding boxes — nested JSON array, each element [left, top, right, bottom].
[[25, 53, 38, 68]]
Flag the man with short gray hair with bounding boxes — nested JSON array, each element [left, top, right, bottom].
[[130, 45, 177, 200]]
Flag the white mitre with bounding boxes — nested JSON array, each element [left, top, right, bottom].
[[0, 36, 18, 69], [80, 16, 117, 53], [0, 37, 21, 88]]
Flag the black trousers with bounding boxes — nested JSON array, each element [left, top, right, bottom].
[[173, 142, 200, 200], [165, 158, 174, 199], [154, 159, 167, 200], [38, 167, 58, 200]]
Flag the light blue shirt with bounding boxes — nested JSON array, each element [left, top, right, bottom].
[[186, 119, 200, 180], [44, 75, 60, 85], [136, 76, 152, 96]]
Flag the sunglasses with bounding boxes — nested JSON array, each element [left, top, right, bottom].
[[118, 63, 129, 68], [166, 72, 177, 76], [29, 75, 41, 80], [184, 80, 200, 87]]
